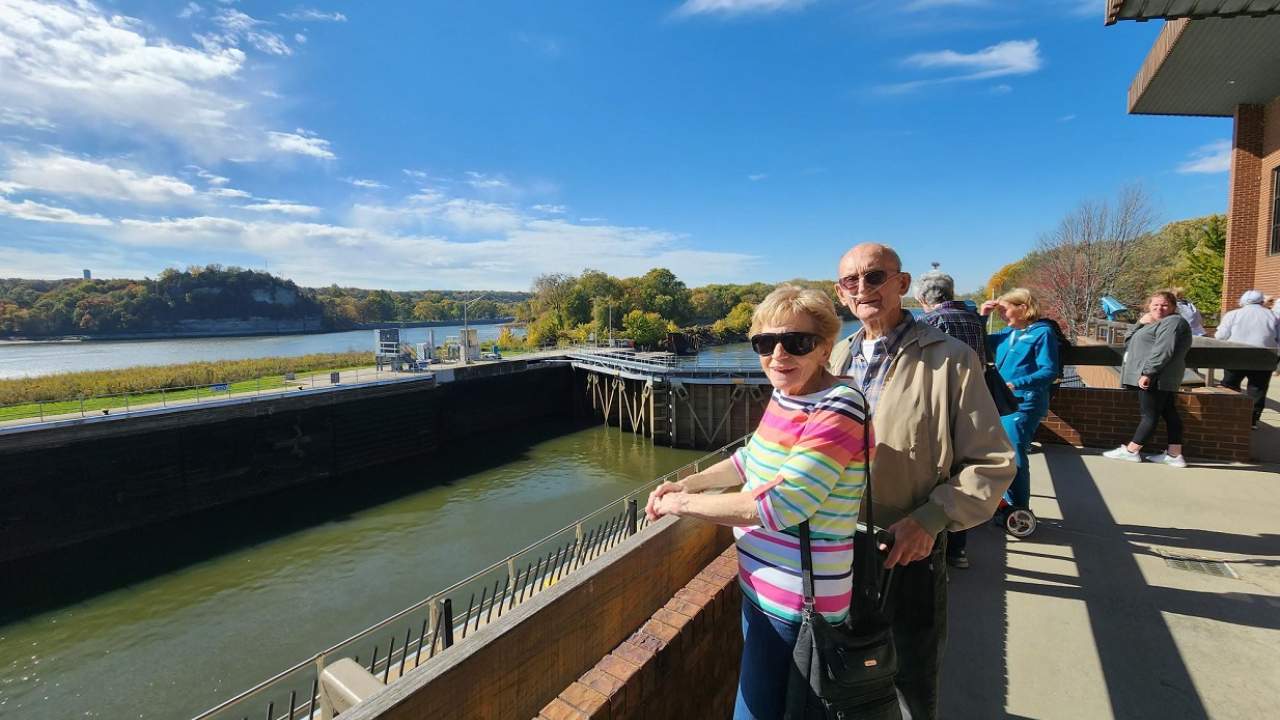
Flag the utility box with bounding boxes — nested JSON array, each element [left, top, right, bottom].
[[459, 328, 480, 364], [317, 658, 385, 720], [374, 328, 400, 358], [330, 372, 340, 385]]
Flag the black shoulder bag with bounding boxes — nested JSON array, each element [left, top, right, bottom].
[[784, 412, 902, 720]]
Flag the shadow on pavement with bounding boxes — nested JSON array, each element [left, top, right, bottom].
[[941, 448, 1226, 719]]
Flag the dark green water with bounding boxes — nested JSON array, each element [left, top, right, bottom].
[[0, 420, 704, 719]]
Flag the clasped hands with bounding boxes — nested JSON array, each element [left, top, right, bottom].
[[644, 480, 688, 521]]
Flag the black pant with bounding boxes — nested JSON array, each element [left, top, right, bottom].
[[889, 539, 948, 720], [1130, 386, 1183, 446], [946, 529, 966, 556], [1222, 369, 1273, 425]]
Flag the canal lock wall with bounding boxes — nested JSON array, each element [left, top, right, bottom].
[[0, 361, 574, 565]]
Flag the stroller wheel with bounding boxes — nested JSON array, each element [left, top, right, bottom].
[[1005, 508, 1037, 538]]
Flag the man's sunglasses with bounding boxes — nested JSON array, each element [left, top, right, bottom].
[[837, 270, 899, 292], [750, 332, 822, 356]]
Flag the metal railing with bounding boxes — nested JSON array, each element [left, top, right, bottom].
[[190, 435, 748, 720], [0, 368, 438, 430], [564, 347, 762, 376]]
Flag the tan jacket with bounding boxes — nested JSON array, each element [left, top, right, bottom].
[[829, 319, 1015, 534]]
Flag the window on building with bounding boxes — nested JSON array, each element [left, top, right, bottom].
[[1273, 167, 1280, 255]]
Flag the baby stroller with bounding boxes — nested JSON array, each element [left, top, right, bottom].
[[996, 498, 1037, 538]]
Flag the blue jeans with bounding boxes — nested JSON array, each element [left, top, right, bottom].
[[1001, 405, 1044, 508], [734, 599, 801, 720]]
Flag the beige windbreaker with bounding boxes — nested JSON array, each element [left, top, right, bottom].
[[829, 319, 1015, 535]]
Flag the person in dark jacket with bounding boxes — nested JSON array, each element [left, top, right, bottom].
[[917, 265, 985, 569], [1104, 290, 1194, 467], [980, 288, 1061, 511]]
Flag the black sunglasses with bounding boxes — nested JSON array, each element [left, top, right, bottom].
[[750, 332, 822, 357], [837, 270, 898, 292]]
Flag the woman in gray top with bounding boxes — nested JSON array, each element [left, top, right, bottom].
[[1104, 291, 1193, 467]]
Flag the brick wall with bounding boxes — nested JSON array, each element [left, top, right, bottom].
[[1253, 97, 1280, 303], [1037, 387, 1253, 462], [537, 546, 743, 720], [1224, 103, 1265, 315]]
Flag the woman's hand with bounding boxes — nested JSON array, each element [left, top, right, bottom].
[[645, 481, 687, 521], [1006, 382, 1015, 391], [1138, 375, 1152, 390], [980, 300, 1001, 317], [647, 491, 688, 521]]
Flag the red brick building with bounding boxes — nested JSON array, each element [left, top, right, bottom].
[[1107, 1, 1280, 313]]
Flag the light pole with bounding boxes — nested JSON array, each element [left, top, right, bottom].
[[461, 294, 489, 364]]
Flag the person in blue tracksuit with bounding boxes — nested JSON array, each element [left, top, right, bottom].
[[980, 288, 1061, 510]]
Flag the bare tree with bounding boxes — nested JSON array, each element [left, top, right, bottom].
[[1029, 185, 1155, 337]]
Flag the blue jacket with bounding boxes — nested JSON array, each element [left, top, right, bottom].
[[986, 321, 1060, 412]]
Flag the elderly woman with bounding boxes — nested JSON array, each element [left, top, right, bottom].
[[645, 285, 870, 720], [1104, 290, 1193, 466], [979, 288, 1060, 512]]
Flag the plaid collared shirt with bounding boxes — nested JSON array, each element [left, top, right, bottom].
[[846, 311, 914, 413], [921, 300, 987, 364]]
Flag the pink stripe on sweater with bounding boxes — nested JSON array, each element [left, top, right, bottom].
[[739, 569, 851, 613]]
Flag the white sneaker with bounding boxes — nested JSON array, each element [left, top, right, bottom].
[[1102, 445, 1143, 463], [1147, 452, 1187, 468]]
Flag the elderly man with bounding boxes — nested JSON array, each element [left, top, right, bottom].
[[1217, 289, 1280, 429], [914, 264, 987, 571], [829, 243, 1014, 720]]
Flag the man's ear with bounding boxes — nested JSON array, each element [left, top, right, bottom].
[[897, 272, 912, 296]]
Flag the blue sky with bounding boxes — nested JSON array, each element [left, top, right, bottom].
[[0, 0, 1234, 292]]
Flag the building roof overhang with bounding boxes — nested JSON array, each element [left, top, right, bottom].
[[1106, 0, 1280, 26], [1126, 15, 1280, 116]]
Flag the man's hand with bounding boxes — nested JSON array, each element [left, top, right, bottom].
[[882, 517, 934, 568], [645, 481, 686, 521], [1138, 375, 1152, 390]]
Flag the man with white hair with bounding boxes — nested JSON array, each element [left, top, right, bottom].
[[1216, 290, 1280, 429]]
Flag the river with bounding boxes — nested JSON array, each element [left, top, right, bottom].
[[0, 319, 876, 380], [0, 421, 705, 720]]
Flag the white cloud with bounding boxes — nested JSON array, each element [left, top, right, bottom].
[[189, 166, 230, 185], [0, 0, 257, 160], [243, 200, 322, 215], [209, 8, 292, 56], [0, 107, 56, 131], [178, 2, 203, 19], [344, 177, 387, 189], [882, 39, 1042, 93], [1058, 113, 1077, 122], [6, 153, 198, 203], [437, 199, 522, 233], [0, 196, 112, 225], [531, 204, 567, 214], [674, 0, 815, 17], [402, 169, 429, 179], [747, 173, 767, 181], [464, 171, 511, 190], [281, 8, 348, 22], [988, 84, 1013, 95], [266, 130, 336, 159], [211, 187, 252, 198], [904, 39, 1041, 77], [1177, 140, 1231, 174]]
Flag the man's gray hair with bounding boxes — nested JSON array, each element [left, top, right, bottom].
[[915, 264, 955, 305]]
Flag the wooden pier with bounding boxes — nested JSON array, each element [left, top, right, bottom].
[[563, 350, 769, 450]]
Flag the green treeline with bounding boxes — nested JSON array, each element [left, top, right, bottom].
[[503, 268, 854, 350], [0, 266, 529, 338]]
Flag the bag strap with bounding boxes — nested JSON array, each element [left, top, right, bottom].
[[799, 393, 874, 610]]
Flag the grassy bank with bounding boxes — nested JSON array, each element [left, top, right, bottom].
[[0, 352, 375, 407]]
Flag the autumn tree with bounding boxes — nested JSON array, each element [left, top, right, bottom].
[[1028, 186, 1155, 337]]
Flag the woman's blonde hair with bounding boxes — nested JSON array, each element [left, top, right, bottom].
[[997, 287, 1042, 323], [749, 285, 842, 341]]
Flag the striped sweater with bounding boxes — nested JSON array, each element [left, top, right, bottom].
[[731, 381, 871, 624]]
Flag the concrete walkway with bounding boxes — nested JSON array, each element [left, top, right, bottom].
[[942, 441, 1280, 719]]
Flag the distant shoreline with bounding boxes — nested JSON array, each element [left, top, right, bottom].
[[0, 317, 514, 344]]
